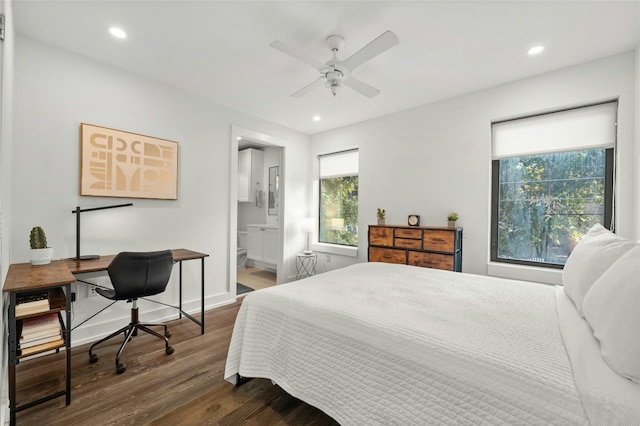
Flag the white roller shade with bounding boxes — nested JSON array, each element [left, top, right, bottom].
[[319, 149, 359, 178], [492, 102, 616, 159]]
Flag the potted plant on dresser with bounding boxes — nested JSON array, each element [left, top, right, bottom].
[[447, 212, 459, 229], [30, 226, 54, 265], [377, 208, 387, 225]]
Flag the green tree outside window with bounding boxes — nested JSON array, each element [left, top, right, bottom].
[[319, 176, 358, 246], [495, 149, 610, 266]]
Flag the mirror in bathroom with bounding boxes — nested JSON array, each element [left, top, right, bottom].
[[268, 166, 279, 216]]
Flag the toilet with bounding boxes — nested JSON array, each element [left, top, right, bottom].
[[237, 231, 248, 270]]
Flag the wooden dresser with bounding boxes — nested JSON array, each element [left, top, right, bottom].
[[368, 225, 463, 272]]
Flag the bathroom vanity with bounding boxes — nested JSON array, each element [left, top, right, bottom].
[[247, 224, 278, 267]]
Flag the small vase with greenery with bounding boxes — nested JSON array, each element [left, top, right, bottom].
[[377, 208, 387, 225], [447, 212, 459, 229], [30, 226, 54, 265]]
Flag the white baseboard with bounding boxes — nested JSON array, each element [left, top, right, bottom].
[[246, 259, 276, 272], [70, 292, 235, 347]]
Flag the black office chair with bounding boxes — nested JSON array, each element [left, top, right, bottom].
[[88, 250, 175, 374]]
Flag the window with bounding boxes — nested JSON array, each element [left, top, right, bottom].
[[491, 102, 616, 268], [319, 149, 359, 247]]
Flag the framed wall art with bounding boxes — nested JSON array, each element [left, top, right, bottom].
[[80, 123, 179, 200]]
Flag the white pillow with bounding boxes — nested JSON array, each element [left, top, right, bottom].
[[583, 245, 640, 383], [563, 224, 636, 317]]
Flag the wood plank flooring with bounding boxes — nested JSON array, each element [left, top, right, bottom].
[[237, 267, 276, 291], [14, 301, 338, 425]]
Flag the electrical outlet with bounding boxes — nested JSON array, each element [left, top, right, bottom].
[[88, 285, 97, 297], [324, 253, 331, 263], [71, 292, 77, 302]]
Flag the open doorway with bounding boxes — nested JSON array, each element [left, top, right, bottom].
[[229, 126, 285, 298], [236, 142, 280, 293]]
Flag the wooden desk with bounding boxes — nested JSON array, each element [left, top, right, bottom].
[[64, 248, 209, 335], [4, 248, 208, 425]]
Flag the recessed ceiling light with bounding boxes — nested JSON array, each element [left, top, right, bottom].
[[313, 115, 321, 122], [528, 45, 544, 55], [109, 27, 127, 39]]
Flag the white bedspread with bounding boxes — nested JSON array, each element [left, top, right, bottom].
[[225, 263, 591, 425]]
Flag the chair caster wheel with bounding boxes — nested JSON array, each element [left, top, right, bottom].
[[166, 346, 174, 355], [89, 353, 99, 364], [116, 363, 127, 374], [165, 331, 172, 338]]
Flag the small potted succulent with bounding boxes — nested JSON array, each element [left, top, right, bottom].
[[376, 208, 387, 225], [447, 212, 459, 229], [30, 226, 54, 265]]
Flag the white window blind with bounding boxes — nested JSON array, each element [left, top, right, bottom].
[[492, 102, 616, 159], [319, 149, 359, 178]]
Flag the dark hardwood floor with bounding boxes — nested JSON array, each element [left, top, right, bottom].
[[15, 300, 339, 425]]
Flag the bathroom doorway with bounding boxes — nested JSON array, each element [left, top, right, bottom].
[[230, 126, 284, 297]]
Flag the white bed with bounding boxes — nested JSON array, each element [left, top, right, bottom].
[[225, 261, 639, 425]]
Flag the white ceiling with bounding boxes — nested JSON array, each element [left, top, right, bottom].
[[12, 1, 640, 135]]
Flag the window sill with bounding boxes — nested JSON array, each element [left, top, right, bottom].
[[487, 262, 562, 286], [310, 242, 358, 258]]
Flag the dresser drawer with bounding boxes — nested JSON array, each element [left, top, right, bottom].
[[394, 228, 422, 239], [369, 247, 406, 264], [422, 230, 456, 252], [408, 251, 454, 270], [394, 238, 422, 249], [369, 227, 394, 247]]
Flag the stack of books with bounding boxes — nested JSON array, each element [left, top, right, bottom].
[[18, 312, 64, 357], [15, 291, 50, 316]]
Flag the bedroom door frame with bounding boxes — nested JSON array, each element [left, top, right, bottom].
[[229, 125, 286, 297]]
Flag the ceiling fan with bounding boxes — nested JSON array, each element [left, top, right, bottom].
[[270, 30, 399, 99]]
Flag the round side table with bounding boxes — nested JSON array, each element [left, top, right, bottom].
[[296, 253, 317, 280]]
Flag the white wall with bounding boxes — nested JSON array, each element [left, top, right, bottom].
[[10, 36, 310, 345], [635, 44, 640, 239], [311, 51, 638, 284], [0, 0, 15, 422]]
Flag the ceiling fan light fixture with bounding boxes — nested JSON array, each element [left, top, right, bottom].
[[325, 69, 343, 85]]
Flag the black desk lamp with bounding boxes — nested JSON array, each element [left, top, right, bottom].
[[71, 203, 133, 260]]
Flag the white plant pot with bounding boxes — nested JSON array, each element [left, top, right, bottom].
[[30, 247, 54, 265]]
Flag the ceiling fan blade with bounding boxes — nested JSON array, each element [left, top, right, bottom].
[[292, 76, 325, 97], [343, 76, 380, 98], [270, 40, 325, 70], [341, 30, 399, 72]]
